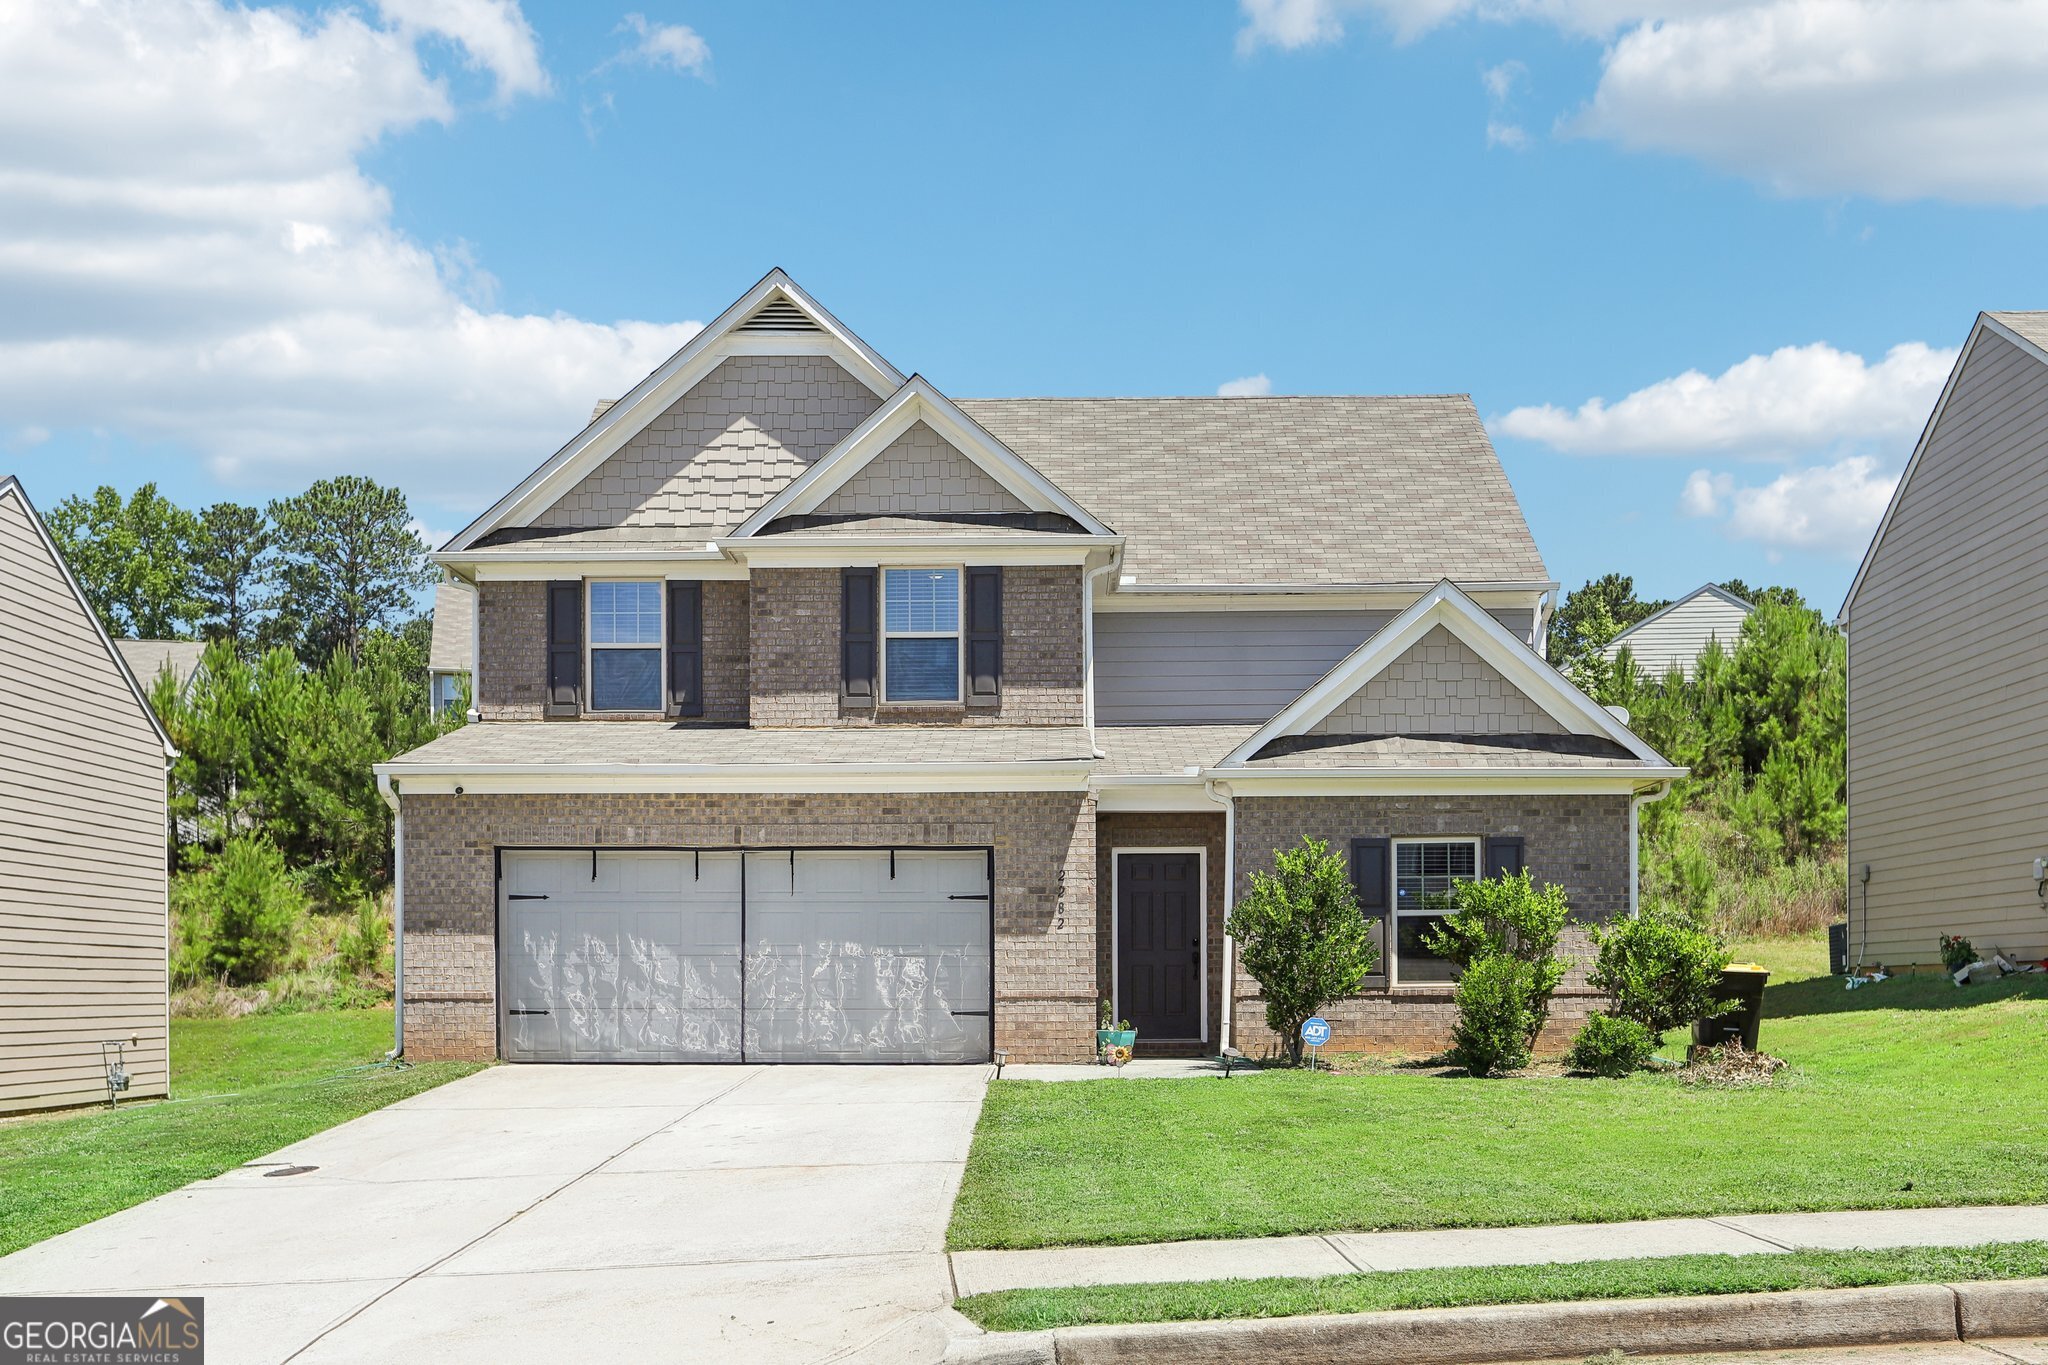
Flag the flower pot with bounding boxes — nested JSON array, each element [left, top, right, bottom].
[[1095, 1028, 1137, 1058]]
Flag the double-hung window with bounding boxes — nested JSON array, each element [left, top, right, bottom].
[[882, 567, 961, 703], [587, 580, 663, 712], [1392, 838, 1478, 985]]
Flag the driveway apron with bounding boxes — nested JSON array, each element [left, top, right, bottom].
[[0, 1064, 989, 1364]]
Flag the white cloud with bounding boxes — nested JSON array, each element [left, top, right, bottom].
[[609, 13, 711, 77], [1481, 59, 1524, 102], [0, 0, 700, 510], [1686, 455, 1897, 557], [1485, 120, 1528, 149], [376, 0, 550, 102], [1218, 373, 1274, 397], [1495, 341, 1954, 459], [1238, 0, 2048, 205]]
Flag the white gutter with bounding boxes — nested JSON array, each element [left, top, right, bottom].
[[1082, 551, 1121, 758], [1628, 779, 1675, 918], [1204, 778, 1236, 1052], [376, 774, 404, 1061], [1110, 578, 1560, 596], [464, 572, 481, 724]]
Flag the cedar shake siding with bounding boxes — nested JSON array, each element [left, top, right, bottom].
[[1230, 794, 1630, 1057], [1846, 322, 2048, 968], [813, 420, 1028, 517], [398, 790, 1095, 1063], [0, 484, 169, 1115], [1307, 624, 1564, 737]]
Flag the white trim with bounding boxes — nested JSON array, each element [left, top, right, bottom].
[[1629, 780, 1675, 918], [1218, 579, 1667, 768], [0, 476, 176, 757], [455, 556, 745, 581], [1605, 583, 1754, 649], [1109, 846, 1209, 1044], [1215, 772, 1684, 796], [446, 270, 907, 552], [371, 762, 1096, 796], [377, 775, 404, 1060], [1093, 585, 1551, 620], [1092, 781, 1220, 813], [583, 578, 666, 716], [728, 376, 1115, 539], [728, 537, 1111, 568], [1388, 835, 1481, 989], [880, 566, 964, 706], [466, 572, 482, 723]]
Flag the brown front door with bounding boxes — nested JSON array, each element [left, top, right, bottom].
[[1116, 852, 1202, 1040]]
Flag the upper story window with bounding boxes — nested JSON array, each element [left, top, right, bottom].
[[588, 580, 663, 711], [882, 568, 961, 703]]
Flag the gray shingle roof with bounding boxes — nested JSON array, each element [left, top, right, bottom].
[[1990, 311, 2048, 352], [385, 723, 1096, 768], [428, 581, 475, 673], [959, 396, 1547, 588], [1094, 725, 1259, 775]]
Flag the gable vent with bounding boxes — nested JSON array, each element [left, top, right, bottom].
[[737, 296, 821, 334]]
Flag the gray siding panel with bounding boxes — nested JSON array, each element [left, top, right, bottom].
[[0, 489, 169, 1114], [1604, 597, 1751, 680], [1095, 606, 1537, 725], [1846, 330, 2048, 968]]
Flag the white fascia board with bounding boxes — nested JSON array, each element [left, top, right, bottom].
[[1608, 583, 1754, 648], [445, 270, 907, 553], [728, 535, 1116, 569], [1219, 579, 1667, 767], [1094, 583, 1555, 613], [377, 762, 1095, 796], [0, 477, 177, 757], [1217, 770, 1685, 797], [1093, 782, 1225, 813], [456, 557, 750, 582], [729, 377, 1115, 538], [1840, 315, 2005, 625]]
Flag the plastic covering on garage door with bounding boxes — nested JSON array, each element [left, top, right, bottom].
[[497, 848, 992, 1063]]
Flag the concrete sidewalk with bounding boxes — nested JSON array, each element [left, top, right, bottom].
[[949, 1204, 2048, 1297]]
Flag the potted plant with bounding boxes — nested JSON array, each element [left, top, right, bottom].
[[1096, 998, 1136, 1063]]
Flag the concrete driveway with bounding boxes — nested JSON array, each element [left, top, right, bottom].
[[0, 1065, 988, 1364]]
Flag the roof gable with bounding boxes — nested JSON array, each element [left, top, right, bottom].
[[0, 476, 174, 754], [1220, 579, 1663, 767], [448, 270, 907, 553], [729, 376, 1114, 538], [1609, 584, 1753, 647]]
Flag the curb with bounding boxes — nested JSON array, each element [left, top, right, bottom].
[[942, 1278, 2048, 1365]]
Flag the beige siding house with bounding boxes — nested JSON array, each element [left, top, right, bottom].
[[426, 578, 474, 717], [0, 477, 174, 1113], [1841, 312, 2048, 971], [1602, 584, 1753, 681]]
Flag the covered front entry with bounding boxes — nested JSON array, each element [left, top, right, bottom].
[[497, 848, 992, 1064]]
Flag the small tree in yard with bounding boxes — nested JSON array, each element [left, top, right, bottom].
[[1424, 870, 1572, 1046], [1227, 837, 1380, 1066], [1586, 904, 1732, 1039]]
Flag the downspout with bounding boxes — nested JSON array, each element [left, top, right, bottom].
[[465, 572, 482, 724], [1204, 777, 1235, 1052], [1082, 552, 1121, 759], [1628, 779, 1674, 918], [377, 773, 404, 1061]]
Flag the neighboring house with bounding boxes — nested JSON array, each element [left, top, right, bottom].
[[376, 271, 1680, 1066], [1841, 310, 2048, 973], [1, 476, 174, 1113], [426, 578, 474, 717], [1601, 584, 1754, 681], [115, 639, 208, 701]]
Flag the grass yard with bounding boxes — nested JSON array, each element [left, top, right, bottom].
[[0, 1010, 481, 1258], [954, 1240, 2048, 1332], [949, 933, 2048, 1251]]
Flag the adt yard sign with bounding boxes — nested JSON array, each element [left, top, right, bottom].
[[1301, 1017, 1331, 1047]]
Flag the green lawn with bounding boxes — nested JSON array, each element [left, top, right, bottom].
[[0, 1010, 481, 1258], [950, 935, 2048, 1250], [955, 1241, 2048, 1333]]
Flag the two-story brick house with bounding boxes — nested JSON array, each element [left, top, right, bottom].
[[377, 271, 1680, 1065]]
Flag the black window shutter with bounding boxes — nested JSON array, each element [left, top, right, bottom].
[[965, 566, 1002, 708], [841, 567, 877, 705], [666, 581, 703, 718], [1485, 836, 1526, 879], [545, 581, 582, 717], [1351, 837, 1391, 987]]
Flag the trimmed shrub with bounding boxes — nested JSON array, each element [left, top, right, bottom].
[[1586, 904, 1733, 1038], [173, 835, 308, 985], [1567, 1014, 1657, 1078], [1447, 954, 1537, 1078], [1425, 870, 1572, 1045], [1227, 837, 1381, 1066]]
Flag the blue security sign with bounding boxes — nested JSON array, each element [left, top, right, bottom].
[[1301, 1017, 1331, 1048]]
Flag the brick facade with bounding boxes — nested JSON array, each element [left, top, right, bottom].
[[398, 790, 1097, 1063], [476, 580, 546, 720], [1229, 794, 1630, 1057], [1095, 811, 1227, 1046], [700, 579, 750, 723]]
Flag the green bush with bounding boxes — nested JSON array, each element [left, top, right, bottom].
[[1447, 954, 1537, 1078], [173, 836, 309, 985], [1587, 905, 1732, 1038], [1425, 870, 1572, 1045], [1567, 1014, 1657, 1078], [1227, 837, 1381, 1066], [334, 897, 390, 978]]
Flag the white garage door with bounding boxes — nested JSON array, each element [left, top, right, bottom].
[[497, 848, 992, 1064]]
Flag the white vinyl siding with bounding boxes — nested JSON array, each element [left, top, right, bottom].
[[1845, 328, 2048, 968], [0, 488, 168, 1115], [1603, 593, 1752, 681]]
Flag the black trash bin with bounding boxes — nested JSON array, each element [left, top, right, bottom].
[[1829, 921, 1849, 975], [1693, 963, 1771, 1052]]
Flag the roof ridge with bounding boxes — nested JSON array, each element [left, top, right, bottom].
[[956, 393, 1473, 403]]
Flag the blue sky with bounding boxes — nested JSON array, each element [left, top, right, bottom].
[[6, 0, 2047, 613]]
